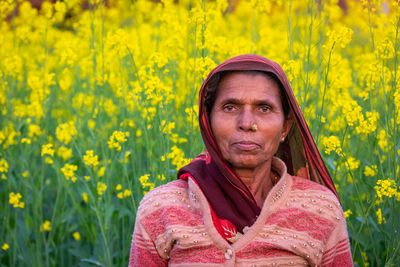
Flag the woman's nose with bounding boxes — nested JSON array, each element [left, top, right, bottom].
[[238, 109, 255, 131]]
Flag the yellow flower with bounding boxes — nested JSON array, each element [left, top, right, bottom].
[[88, 119, 96, 130], [344, 209, 352, 218], [84, 176, 90, 181], [139, 174, 155, 194], [82, 192, 88, 203], [157, 174, 166, 181], [97, 166, 105, 177], [44, 157, 54, 164], [374, 178, 399, 203], [57, 146, 73, 161], [28, 124, 42, 139], [56, 121, 77, 144], [40, 220, 52, 232], [41, 143, 55, 157], [166, 145, 192, 170], [1, 243, 9, 251], [72, 232, 81, 241], [324, 26, 353, 50], [364, 165, 377, 177], [123, 189, 131, 197], [107, 131, 129, 151], [321, 136, 342, 155], [22, 171, 29, 178], [21, 137, 31, 144], [97, 182, 107, 195], [9, 192, 24, 208], [377, 129, 388, 152], [61, 163, 78, 182], [0, 158, 8, 173], [115, 184, 122, 191], [83, 150, 99, 167], [346, 156, 360, 171], [376, 208, 386, 224]]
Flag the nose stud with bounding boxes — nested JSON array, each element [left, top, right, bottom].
[[251, 124, 258, 131]]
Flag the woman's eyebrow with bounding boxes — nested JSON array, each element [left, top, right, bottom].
[[220, 98, 273, 106], [220, 98, 242, 104]]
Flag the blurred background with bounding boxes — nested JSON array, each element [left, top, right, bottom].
[[0, 0, 399, 266]]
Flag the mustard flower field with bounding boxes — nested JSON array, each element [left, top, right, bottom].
[[0, 0, 399, 266]]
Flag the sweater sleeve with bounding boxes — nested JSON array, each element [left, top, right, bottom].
[[321, 212, 353, 267], [129, 216, 168, 267]]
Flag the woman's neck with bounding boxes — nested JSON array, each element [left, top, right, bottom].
[[235, 161, 276, 206]]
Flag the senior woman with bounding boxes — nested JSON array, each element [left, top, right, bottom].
[[129, 55, 353, 266]]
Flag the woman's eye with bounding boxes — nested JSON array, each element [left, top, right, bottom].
[[223, 105, 235, 112], [259, 105, 271, 112]]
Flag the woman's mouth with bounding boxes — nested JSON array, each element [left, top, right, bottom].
[[232, 141, 259, 150]]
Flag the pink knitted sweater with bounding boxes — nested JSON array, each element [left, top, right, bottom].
[[129, 158, 353, 266]]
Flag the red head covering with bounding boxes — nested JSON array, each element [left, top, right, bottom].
[[178, 54, 338, 234]]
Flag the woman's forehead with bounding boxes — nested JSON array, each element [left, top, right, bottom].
[[215, 72, 281, 98]]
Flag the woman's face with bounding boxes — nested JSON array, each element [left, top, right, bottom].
[[210, 72, 292, 172]]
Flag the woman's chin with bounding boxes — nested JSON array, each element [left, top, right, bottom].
[[228, 156, 268, 171]]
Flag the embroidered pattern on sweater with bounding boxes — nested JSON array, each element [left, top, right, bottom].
[[265, 208, 335, 242], [169, 244, 225, 264], [235, 241, 294, 259], [141, 206, 204, 241]]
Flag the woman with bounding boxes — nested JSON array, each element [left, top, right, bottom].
[[129, 55, 353, 266]]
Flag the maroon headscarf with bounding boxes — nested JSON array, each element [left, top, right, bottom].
[[178, 54, 338, 235]]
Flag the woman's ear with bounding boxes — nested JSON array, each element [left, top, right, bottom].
[[281, 112, 294, 140]]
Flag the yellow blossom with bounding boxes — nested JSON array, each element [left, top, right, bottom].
[[57, 146, 73, 161], [344, 209, 352, 218], [0, 158, 8, 173], [115, 184, 122, 191], [83, 150, 99, 167], [138, 174, 155, 194], [22, 171, 29, 178], [28, 124, 42, 139], [97, 166, 105, 177], [84, 176, 90, 181], [41, 144, 55, 157], [377, 129, 388, 152], [107, 131, 129, 151], [97, 182, 107, 195], [321, 136, 342, 155], [346, 156, 360, 171], [88, 119, 96, 130], [376, 208, 386, 224], [123, 189, 131, 197], [72, 232, 81, 241], [40, 220, 52, 232], [9, 192, 24, 208], [82, 192, 88, 203], [1, 243, 9, 251], [364, 165, 377, 177], [61, 163, 78, 182], [21, 138, 31, 144], [157, 174, 166, 181], [56, 121, 77, 144], [166, 145, 192, 170], [374, 178, 399, 203]]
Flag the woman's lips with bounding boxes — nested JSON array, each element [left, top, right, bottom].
[[232, 141, 259, 150]]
